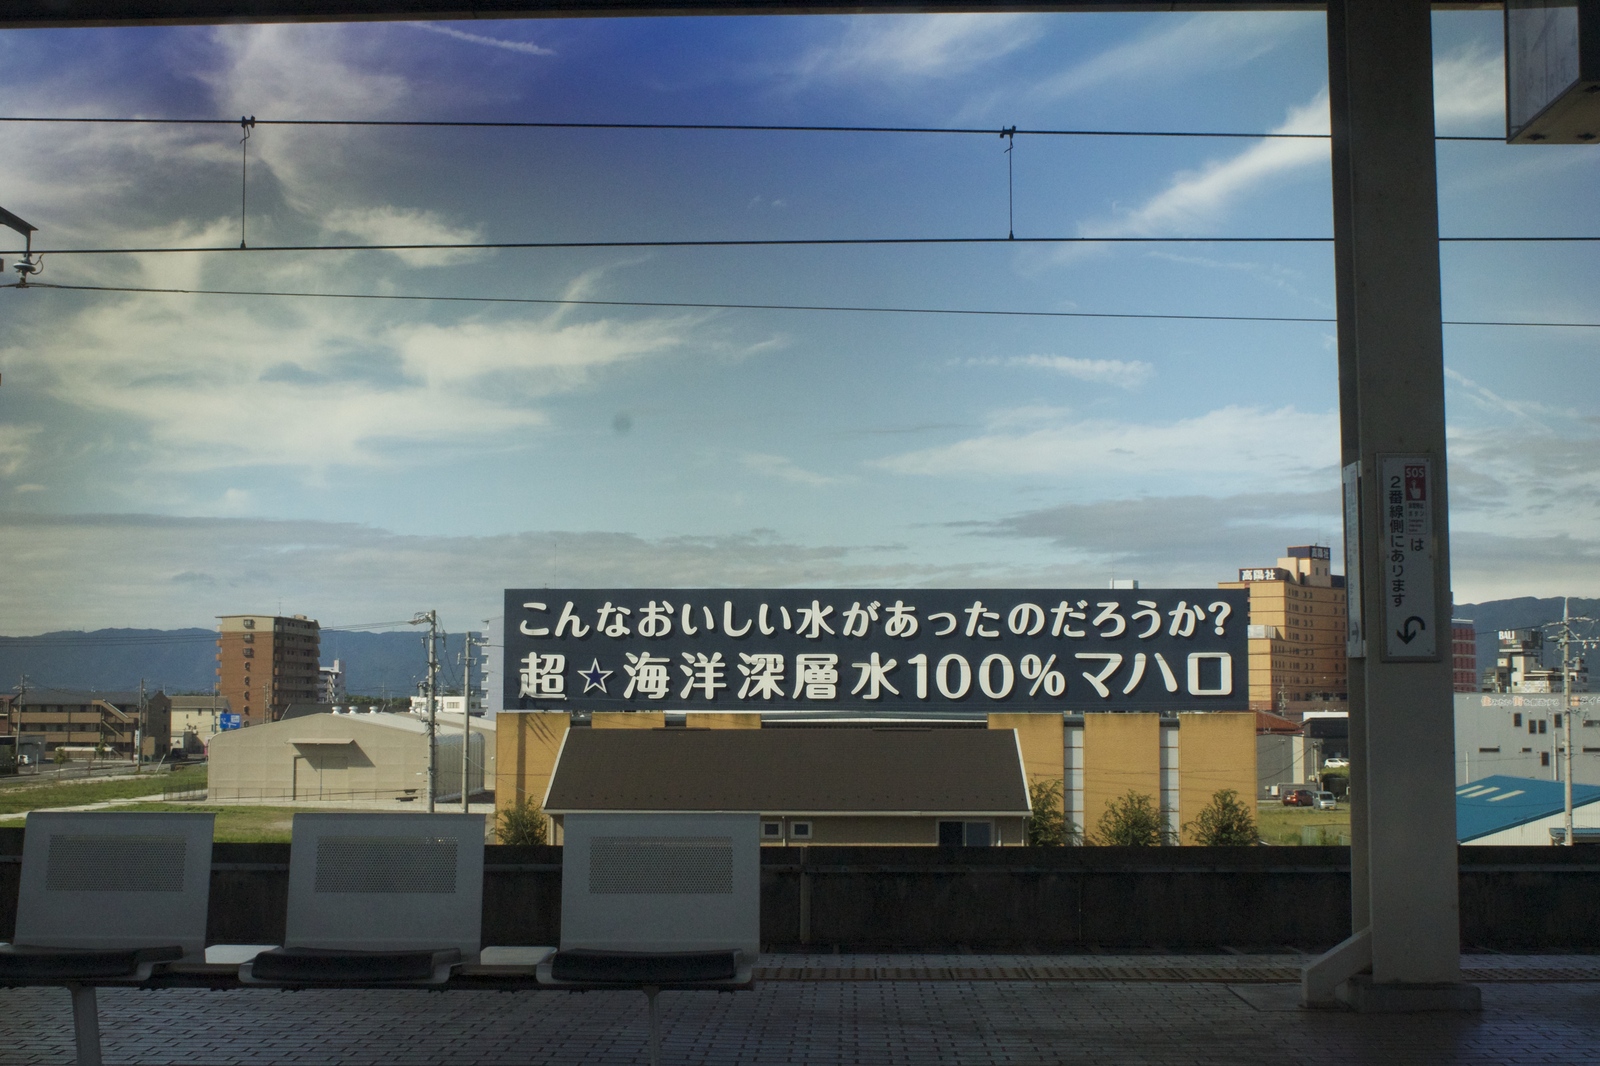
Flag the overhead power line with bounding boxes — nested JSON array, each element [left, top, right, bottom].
[[3, 235, 1598, 258], [0, 115, 1505, 142], [13, 280, 1600, 330]]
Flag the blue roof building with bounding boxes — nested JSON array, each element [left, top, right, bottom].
[[1457, 775, 1600, 845]]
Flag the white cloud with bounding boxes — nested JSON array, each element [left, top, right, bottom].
[[0, 425, 38, 477], [0, 514, 969, 633], [1434, 44, 1503, 131], [1081, 89, 1329, 239], [408, 22, 555, 57], [3, 290, 695, 474], [741, 453, 839, 487], [793, 14, 1042, 82], [971, 354, 1154, 389], [1030, 14, 1309, 100], [874, 404, 1339, 492], [322, 206, 485, 268]]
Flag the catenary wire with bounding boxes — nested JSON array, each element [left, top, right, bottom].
[[11, 281, 1600, 329], [2, 236, 1595, 257], [0, 116, 1508, 142]]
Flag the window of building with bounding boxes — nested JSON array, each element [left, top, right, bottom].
[[1529, 719, 1538, 734], [1514, 713, 1522, 727], [1479, 747, 1501, 753], [761, 821, 782, 840], [964, 822, 993, 847], [1523, 747, 1533, 753], [1541, 752, 1551, 767], [1540, 720, 1548, 735], [1555, 714, 1563, 728], [789, 821, 812, 841], [243, 619, 255, 629]]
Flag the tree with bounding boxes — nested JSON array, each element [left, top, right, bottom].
[[1026, 778, 1076, 846], [1091, 790, 1164, 846], [496, 796, 549, 845], [1184, 788, 1259, 846]]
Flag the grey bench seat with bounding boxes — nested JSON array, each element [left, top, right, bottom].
[[546, 949, 742, 986], [0, 944, 184, 982], [245, 946, 462, 985]]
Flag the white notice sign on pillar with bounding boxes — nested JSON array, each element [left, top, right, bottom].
[[1380, 455, 1438, 661]]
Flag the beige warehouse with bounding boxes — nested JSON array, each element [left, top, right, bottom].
[[208, 710, 494, 804]]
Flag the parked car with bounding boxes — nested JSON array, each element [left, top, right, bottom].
[[1281, 788, 1314, 807], [1323, 757, 1350, 769], [1312, 791, 1337, 810]]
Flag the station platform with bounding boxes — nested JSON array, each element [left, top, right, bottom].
[[2, 953, 1596, 1065]]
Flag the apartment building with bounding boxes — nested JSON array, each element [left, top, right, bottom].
[[216, 614, 321, 726], [1218, 545, 1348, 713]]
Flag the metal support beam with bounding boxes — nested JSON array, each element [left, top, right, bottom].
[[1303, 0, 1478, 1012]]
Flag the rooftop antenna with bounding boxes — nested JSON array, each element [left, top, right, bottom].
[[0, 205, 40, 285]]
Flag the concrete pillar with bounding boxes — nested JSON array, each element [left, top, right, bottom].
[[1302, 0, 1478, 1012]]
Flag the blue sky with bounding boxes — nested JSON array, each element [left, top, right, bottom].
[[0, 10, 1596, 637]]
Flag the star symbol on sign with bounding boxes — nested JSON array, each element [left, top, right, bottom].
[[578, 659, 612, 695]]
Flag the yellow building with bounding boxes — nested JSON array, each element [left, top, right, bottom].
[[497, 709, 1256, 845], [1218, 545, 1348, 713]]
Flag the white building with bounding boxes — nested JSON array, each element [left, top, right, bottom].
[[409, 694, 484, 717], [1456, 692, 1600, 786], [319, 659, 346, 704]]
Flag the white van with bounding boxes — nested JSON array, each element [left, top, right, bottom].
[[1313, 791, 1337, 810]]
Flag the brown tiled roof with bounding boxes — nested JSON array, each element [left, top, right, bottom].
[[544, 727, 1030, 815]]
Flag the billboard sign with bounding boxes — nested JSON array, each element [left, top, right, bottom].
[[504, 588, 1247, 712]]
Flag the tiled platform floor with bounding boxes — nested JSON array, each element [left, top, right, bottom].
[[3, 954, 1598, 1066]]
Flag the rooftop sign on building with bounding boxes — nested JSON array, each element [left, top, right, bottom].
[[504, 588, 1247, 712]]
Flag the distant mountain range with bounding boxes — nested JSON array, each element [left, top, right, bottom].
[[2, 596, 1592, 699], [1452, 597, 1600, 675], [0, 627, 479, 699]]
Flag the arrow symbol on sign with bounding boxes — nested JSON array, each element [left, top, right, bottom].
[[1396, 616, 1427, 644]]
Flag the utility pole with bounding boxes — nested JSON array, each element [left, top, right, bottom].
[[1562, 598, 1576, 846], [410, 611, 440, 812], [461, 631, 473, 813], [136, 678, 146, 771]]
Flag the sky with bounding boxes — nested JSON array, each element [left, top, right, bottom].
[[0, 9, 1597, 640]]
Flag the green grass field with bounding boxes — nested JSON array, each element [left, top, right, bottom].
[[0, 767, 208, 815], [112, 802, 301, 842], [1256, 802, 1352, 846]]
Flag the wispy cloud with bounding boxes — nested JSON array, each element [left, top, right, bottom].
[[741, 453, 839, 487], [1434, 43, 1503, 131], [793, 14, 1042, 83], [0, 426, 38, 478], [322, 206, 485, 268], [967, 354, 1155, 389], [1081, 89, 1329, 239], [874, 404, 1339, 492], [1029, 14, 1310, 100], [408, 22, 555, 57]]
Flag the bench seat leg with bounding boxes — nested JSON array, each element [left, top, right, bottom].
[[68, 983, 102, 1066], [643, 985, 660, 1066]]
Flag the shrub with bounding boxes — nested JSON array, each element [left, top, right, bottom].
[[1184, 788, 1259, 846], [496, 796, 549, 845], [1091, 790, 1164, 846], [1026, 778, 1075, 846]]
